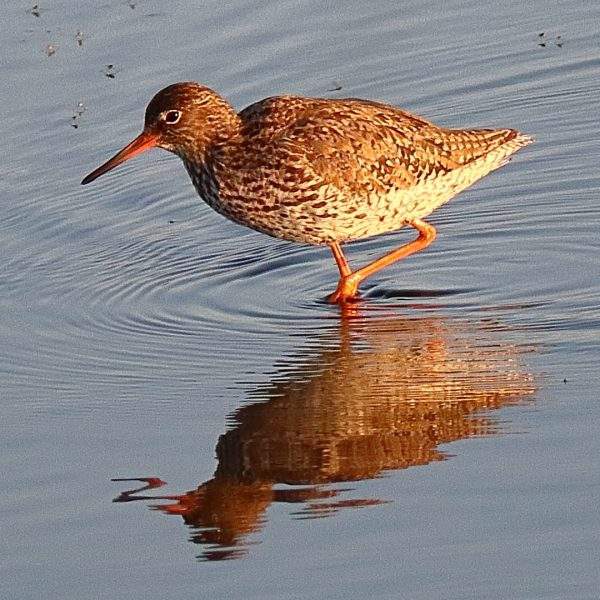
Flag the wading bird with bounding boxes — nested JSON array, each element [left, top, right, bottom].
[[82, 82, 531, 303]]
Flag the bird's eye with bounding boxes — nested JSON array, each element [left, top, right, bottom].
[[164, 110, 181, 124]]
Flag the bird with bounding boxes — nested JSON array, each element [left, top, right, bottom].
[[82, 82, 532, 303]]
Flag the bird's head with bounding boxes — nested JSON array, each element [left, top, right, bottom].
[[82, 82, 237, 185]]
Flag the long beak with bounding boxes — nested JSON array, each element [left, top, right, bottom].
[[81, 130, 158, 185]]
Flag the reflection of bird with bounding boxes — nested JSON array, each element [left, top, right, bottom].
[[82, 82, 532, 302], [113, 313, 535, 561]]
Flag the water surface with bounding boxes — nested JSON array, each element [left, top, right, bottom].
[[2, 1, 600, 598]]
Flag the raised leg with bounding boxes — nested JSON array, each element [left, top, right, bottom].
[[327, 219, 437, 304]]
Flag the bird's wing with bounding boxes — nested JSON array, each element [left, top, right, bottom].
[[281, 106, 462, 195], [238, 96, 518, 195]]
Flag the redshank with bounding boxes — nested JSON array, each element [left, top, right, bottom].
[[82, 82, 532, 303]]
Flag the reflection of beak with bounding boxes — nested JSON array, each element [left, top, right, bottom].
[[81, 130, 158, 185]]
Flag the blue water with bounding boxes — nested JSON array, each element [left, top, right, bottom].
[[2, 1, 600, 598]]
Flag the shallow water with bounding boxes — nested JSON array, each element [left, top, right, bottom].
[[2, 1, 600, 598]]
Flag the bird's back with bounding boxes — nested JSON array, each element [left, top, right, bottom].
[[237, 94, 528, 173], [203, 95, 531, 244]]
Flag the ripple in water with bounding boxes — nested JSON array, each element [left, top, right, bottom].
[[109, 311, 536, 560]]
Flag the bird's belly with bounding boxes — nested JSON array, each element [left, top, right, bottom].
[[208, 185, 446, 245], [194, 165, 488, 245]]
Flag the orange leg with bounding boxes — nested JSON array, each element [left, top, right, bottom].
[[327, 219, 437, 304]]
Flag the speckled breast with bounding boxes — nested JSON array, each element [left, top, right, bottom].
[[182, 135, 523, 246]]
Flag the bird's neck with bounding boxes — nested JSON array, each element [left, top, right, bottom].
[[177, 99, 242, 164]]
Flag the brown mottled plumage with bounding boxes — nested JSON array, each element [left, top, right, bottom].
[[82, 82, 532, 303]]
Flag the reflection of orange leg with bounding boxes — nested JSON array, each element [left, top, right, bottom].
[[327, 219, 437, 304]]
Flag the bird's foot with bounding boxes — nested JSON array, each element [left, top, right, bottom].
[[327, 274, 361, 304]]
